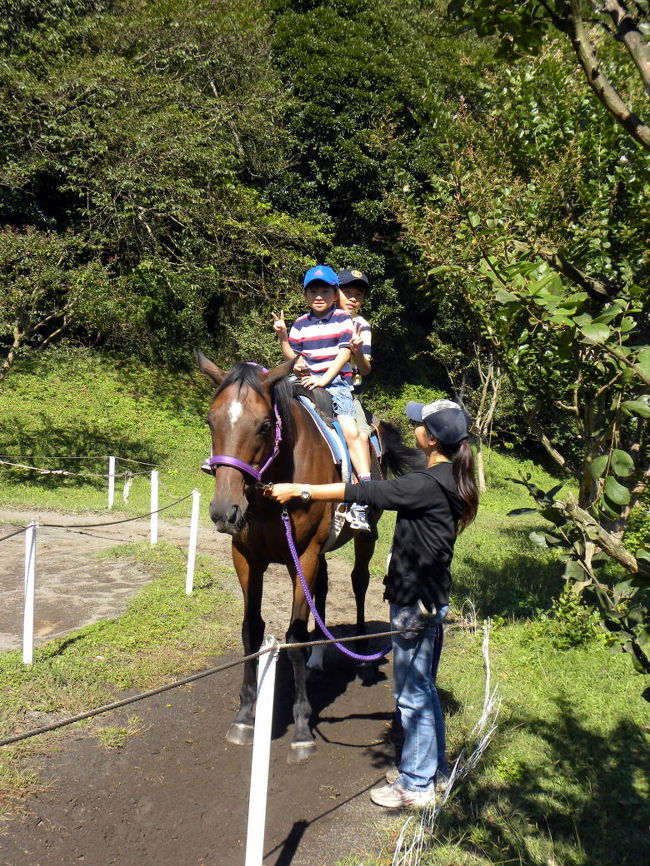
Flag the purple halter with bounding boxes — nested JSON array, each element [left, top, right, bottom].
[[205, 399, 283, 483]]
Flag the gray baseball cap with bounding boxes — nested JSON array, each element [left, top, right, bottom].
[[405, 399, 469, 445]]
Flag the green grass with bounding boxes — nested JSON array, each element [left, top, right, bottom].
[[341, 625, 649, 866], [0, 346, 215, 518]]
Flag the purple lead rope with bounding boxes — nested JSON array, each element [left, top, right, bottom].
[[281, 510, 392, 662]]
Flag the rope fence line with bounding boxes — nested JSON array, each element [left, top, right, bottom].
[[0, 459, 151, 479], [2, 485, 202, 663], [0, 493, 194, 544], [0, 454, 161, 466], [0, 525, 31, 543], [0, 627, 407, 748], [0, 455, 203, 475], [37, 492, 194, 529]]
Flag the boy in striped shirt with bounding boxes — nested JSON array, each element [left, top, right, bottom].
[[272, 265, 372, 531]]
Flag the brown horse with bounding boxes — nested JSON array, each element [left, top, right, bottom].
[[196, 352, 422, 761]]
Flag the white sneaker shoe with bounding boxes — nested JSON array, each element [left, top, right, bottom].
[[347, 504, 371, 532], [370, 781, 436, 809], [385, 766, 450, 791]]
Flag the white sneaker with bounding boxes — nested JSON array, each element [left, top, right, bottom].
[[385, 766, 450, 791], [370, 781, 436, 809], [347, 504, 371, 532]]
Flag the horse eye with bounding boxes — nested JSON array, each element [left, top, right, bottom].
[[259, 419, 272, 435]]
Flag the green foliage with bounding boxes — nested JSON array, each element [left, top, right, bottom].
[[364, 380, 447, 430], [0, 0, 326, 368], [270, 0, 497, 379], [541, 588, 613, 650]]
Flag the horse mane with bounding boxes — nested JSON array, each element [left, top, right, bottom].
[[217, 362, 296, 441]]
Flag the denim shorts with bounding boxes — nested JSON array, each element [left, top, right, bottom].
[[325, 376, 355, 418]]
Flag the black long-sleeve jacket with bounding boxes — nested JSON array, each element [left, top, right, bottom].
[[344, 462, 463, 610]]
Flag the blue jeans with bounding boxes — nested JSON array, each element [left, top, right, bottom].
[[391, 602, 449, 792], [324, 375, 355, 418]]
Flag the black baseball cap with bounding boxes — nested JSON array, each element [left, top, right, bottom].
[[405, 399, 469, 446], [338, 268, 371, 294]]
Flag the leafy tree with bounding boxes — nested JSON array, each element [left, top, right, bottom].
[[450, 0, 650, 151], [396, 19, 650, 681], [269, 0, 497, 378], [0, 0, 325, 369], [0, 228, 119, 382]]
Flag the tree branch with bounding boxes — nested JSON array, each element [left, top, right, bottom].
[[601, 0, 650, 97], [522, 403, 572, 472], [536, 244, 622, 300], [566, 0, 650, 150], [560, 498, 641, 573]]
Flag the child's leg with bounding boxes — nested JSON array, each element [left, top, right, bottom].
[[353, 398, 372, 474], [336, 414, 371, 479], [325, 380, 371, 480]]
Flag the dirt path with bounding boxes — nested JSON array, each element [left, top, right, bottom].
[[0, 507, 399, 866]]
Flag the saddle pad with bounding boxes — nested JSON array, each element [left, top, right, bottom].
[[296, 396, 351, 483], [370, 430, 381, 459]]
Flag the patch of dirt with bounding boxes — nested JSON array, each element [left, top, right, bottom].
[[0, 507, 400, 866]]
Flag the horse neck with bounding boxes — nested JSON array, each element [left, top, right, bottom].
[[274, 398, 337, 486]]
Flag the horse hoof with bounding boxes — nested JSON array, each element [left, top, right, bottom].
[[226, 722, 254, 746], [357, 662, 377, 685], [287, 740, 316, 763]]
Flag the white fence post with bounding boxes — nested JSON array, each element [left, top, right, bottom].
[[150, 470, 159, 545], [107, 456, 116, 509], [245, 637, 279, 866], [23, 520, 37, 665], [185, 488, 200, 594]]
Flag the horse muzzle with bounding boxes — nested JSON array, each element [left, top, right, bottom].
[[210, 499, 248, 535]]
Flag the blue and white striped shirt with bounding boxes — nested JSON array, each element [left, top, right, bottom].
[[289, 307, 355, 378]]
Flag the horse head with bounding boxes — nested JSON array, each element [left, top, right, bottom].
[[196, 351, 295, 535]]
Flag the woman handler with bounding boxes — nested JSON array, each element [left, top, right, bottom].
[[265, 399, 478, 809]]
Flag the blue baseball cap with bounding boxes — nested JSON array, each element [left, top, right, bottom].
[[303, 265, 339, 289]]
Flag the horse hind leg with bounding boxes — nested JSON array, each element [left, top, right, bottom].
[[352, 532, 380, 684], [351, 532, 373, 650], [306, 555, 328, 675]]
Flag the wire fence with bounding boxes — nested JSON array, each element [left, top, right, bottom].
[[0, 484, 202, 664], [0, 627, 406, 748]]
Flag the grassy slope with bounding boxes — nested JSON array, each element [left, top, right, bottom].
[[0, 346, 216, 516], [1, 349, 648, 862]]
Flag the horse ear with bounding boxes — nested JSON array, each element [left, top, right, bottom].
[[195, 349, 226, 386], [264, 357, 296, 388]]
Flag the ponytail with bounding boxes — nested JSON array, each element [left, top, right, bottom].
[[439, 439, 479, 532]]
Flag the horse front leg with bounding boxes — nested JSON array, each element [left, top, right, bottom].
[[286, 546, 320, 763], [226, 548, 266, 746]]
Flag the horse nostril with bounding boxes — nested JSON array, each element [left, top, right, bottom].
[[225, 504, 241, 525]]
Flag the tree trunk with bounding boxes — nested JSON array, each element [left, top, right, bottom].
[[475, 435, 486, 493]]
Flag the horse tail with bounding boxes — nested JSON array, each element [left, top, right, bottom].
[[377, 421, 427, 477]]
